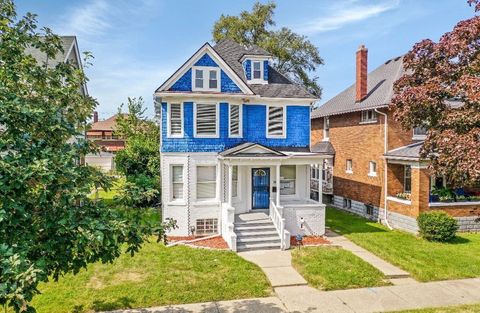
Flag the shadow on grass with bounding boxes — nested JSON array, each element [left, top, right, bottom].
[[326, 207, 388, 235], [92, 296, 134, 311]]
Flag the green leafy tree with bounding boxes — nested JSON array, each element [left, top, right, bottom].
[[213, 1, 324, 97], [0, 3, 169, 311]]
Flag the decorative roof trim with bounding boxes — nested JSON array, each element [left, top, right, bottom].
[[311, 104, 388, 119], [239, 54, 273, 62], [67, 37, 88, 96], [156, 43, 254, 95], [155, 91, 317, 104]]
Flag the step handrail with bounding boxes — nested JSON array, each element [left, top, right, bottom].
[[269, 200, 286, 250]]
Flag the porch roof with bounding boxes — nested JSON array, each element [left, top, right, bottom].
[[384, 141, 422, 160], [219, 142, 332, 159]]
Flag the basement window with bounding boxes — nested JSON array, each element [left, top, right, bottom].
[[196, 218, 218, 236]]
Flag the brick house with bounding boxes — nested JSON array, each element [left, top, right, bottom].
[[155, 39, 332, 251], [311, 45, 480, 233]]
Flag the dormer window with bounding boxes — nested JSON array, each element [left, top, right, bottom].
[[242, 56, 269, 84], [192, 66, 220, 92], [253, 61, 262, 80]]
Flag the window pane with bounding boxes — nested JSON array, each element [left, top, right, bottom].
[[196, 104, 217, 135], [414, 126, 427, 136], [195, 69, 203, 88], [268, 106, 284, 136], [170, 104, 182, 135], [197, 166, 216, 199], [230, 104, 240, 135], [253, 61, 261, 79], [208, 70, 217, 89], [172, 165, 183, 199], [280, 165, 296, 195], [197, 166, 216, 182], [281, 165, 296, 179]]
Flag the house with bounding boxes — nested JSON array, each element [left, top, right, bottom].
[[311, 45, 480, 233], [85, 112, 126, 172], [155, 39, 332, 251]]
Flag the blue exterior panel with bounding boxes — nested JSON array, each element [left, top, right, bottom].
[[264, 61, 269, 81], [161, 102, 310, 153], [194, 53, 218, 67], [243, 60, 251, 80]]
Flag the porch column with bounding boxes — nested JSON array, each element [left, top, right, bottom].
[[228, 164, 233, 207], [318, 162, 323, 203], [216, 160, 222, 202], [276, 164, 281, 207]]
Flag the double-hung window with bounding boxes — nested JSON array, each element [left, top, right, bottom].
[[267, 106, 285, 138], [361, 110, 377, 123], [193, 67, 220, 91], [346, 159, 353, 173], [413, 126, 427, 140], [171, 165, 184, 200], [280, 165, 296, 195], [229, 104, 242, 137], [323, 117, 330, 140], [195, 103, 218, 137], [369, 161, 377, 176], [404, 165, 412, 193], [253, 61, 262, 80], [197, 166, 216, 200], [168, 103, 183, 137]]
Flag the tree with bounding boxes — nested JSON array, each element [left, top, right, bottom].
[[390, 1, 480, 187], [212, 2, 324, 97], [0, 3, 168, 311]]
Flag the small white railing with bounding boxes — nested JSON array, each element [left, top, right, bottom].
[[270, 200, 289, 250], [221, 203, 237, 251]]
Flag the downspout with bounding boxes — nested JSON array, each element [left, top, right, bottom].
[[374, 108, 393, 230]]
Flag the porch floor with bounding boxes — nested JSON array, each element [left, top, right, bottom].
[[235, 210, 270, 223]]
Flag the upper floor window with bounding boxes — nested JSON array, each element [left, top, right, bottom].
[[267, 106, 285, 138], [171, 165, 184, 200], [193, 67, 220, 92], [346, 159, 353, 173], [361, 110, 377, 123], [168, 103, 183, 137], [413, 126, 427, 140], [253, 61, 262, 80], [323, 117, 330, 140], [229, 104, 242, 137], [197, 166, 217, 200], [195, 103, 218, 137], [368, 161, 377, 177]]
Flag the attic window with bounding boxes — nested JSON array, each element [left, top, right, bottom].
[[267, 106, 285, 138], [193, 66, 220, 92], [253, 61, 262, 79]]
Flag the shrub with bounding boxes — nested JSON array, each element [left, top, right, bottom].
[[115, 174, 160, 208], [417, 211, 458, 242]]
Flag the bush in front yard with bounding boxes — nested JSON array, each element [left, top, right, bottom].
[[417, 211, 458, 242]]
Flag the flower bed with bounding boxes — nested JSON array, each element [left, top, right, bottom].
[[290, 235, 331, 247]]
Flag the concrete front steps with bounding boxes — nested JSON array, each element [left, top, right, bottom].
[[235, 211, 281, 251]]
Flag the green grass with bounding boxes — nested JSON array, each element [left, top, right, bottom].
[[396, 303, 480, 312], [326, 207, 480, 282], [30, 242, 271, 313], [291, 246, 390, 290]]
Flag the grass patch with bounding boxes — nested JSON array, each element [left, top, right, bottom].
[[396, 303, 480, 312], [326, 207, 480, 282], [291, 246, 390, 290], [30, 242, 271, 313]]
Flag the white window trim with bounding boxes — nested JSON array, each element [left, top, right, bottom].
[[412, 127, 427, 140], [368, 161, 377, 177], [404, 165, 412, 193], [360, 110, 378, 124], [193, 102, 220, 138], [346, 159, 353, 174], [228, 103, 243, 138], [167, 103, 183, 138], [192, 66, 221, 92], [323, 116, 330, 141], [195, 164, 218, 202], [170, 164, 185, 203], [251, 60, 264, 83], [232, 165, 239, 199], [266, 105, 287, 139], [280, 165, 297, 196]]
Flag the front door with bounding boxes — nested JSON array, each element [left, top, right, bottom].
[[252, 168, 270, 209]]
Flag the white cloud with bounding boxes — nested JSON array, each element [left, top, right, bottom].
[[296, 1, 400, 35]]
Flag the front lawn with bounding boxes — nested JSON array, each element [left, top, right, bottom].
[[30, 242, 271, 313], [396, 303, 480, 313], [291, 246, 390, 290], [326, 207, 480, 282]]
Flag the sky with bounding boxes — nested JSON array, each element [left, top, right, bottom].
[[16, 0, 476, 118]]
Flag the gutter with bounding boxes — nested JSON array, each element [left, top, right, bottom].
[[374, 108, 393, 230]]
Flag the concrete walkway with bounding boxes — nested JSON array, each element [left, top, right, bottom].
[[325, 229, 410, 280], [238, 250, 308, 287]]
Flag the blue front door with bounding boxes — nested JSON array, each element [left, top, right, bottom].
[[252, 168, 270, 209]]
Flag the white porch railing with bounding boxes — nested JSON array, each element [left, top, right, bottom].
[[221, 203, 237, 251], [270, 200, 290, 250]]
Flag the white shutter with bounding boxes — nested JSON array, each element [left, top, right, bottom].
[[197, 166, 216, 199], [172, 165, 183, 200], [196, 104, 217, 136], [229, 104, 240, 136], [268, 106, 284, 136], [169, 104, 182, 136]]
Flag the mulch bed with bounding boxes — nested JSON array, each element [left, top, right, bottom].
[[167, 235, 229, 250], [290, 235, 331, 247], [167, 236, 195, 242]]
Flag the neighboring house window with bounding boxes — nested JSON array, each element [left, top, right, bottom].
[[197, 166, 216, 199], [343, 198, 352, 209], [168, 103, 183, 137], [361, 110, 377, 123], [196, 218, 218, 235], [171, 165, 183, 200], [267, 106, 285, 137], [195, 103, 218, 137], [346, 159, 353, 173], [404, 165, 412, 193], [365, 204, 374, 215], [368, 161, 377, 176], [253, 61, 262, 79], [232, 166, 238, 198], [193, 67, 220, 91], [280, 165, 296, 195], [413, 126, 427, 139], [310, 164, 320, 201], [229, 104, 242, 137], [323, 117, 330, 140]]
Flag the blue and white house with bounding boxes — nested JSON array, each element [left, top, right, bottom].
[[155, 39, 332, 251]]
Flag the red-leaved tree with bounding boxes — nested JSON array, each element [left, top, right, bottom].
[[390, 1, 480, 187]]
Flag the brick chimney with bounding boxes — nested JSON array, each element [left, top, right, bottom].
[[356, 44, 368, 102], [93, 111, 98, 123]]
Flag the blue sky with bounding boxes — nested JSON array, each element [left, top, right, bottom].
[[16, 0, 475, 118]]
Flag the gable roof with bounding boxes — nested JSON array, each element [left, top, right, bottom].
[[219, 142, 286, 157], [311, 56, 405, 119], [213, 39, 316, 99], [90, 114, 125, 131]]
